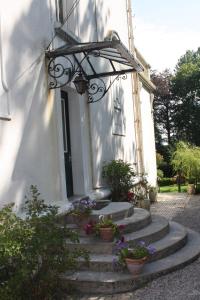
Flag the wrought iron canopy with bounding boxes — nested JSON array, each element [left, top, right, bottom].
[[46, 38, 144, 103]]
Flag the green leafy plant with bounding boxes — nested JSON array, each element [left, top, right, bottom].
[[157, 169, 164, 181], [94, 216, 125, 238], [0, 185, 89, 300], [102, 159, 135, 201], [158, 177, 174, 186]]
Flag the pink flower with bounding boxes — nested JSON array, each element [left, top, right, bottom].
[[84, 224, 93, 234], [127, 191, 134, 201], [83, 220, 96, 235], [118, 224, 125, 231]]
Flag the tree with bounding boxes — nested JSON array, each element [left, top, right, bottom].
[[171, 141, 200, 188], [172, 48, 200, 145], [151, 49, 200, 177], [151, 70, 177, 146]]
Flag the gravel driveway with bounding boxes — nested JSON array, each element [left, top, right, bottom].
[[68, 193, 200, 300], [131, 193, 200, 300]]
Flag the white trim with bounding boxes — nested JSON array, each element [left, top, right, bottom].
[[54, 89, 68, 201], [0, 16, 10, 119]]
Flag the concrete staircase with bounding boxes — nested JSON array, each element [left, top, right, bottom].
[[62, 202, 200, 294]]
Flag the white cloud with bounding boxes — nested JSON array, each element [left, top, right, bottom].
[[134, 17, 200, 72]]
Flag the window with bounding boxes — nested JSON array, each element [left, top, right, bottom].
[[56, 0, 64, 23], [56, 0, 75, 25], [112, 79, 126, 136], [113, 97, 126, 136], [0, 83, 10, 120]]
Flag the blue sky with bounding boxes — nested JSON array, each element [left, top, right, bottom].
[[132, 0, 200, 71]]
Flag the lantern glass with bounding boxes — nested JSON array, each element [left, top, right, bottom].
[[73, 74, 88, 95]]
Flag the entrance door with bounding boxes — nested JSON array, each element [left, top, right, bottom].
[[61, 91, 73, 197]]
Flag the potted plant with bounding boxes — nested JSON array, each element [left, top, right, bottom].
[[102, 159, 135, 202], [114, 238, 156, 275], [148, 186, 158, 203], [68, 197, 96, 229], [133, 177, 150, 210], [94, 216, 125, 242], [187, 177, 196, 195]]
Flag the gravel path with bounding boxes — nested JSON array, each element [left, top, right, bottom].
[[67, 193, 200, 300]]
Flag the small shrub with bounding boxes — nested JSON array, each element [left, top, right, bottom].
[[0, 185, 89, 300], [102, 159, 135, 201], [158, 177, 174, 186], [157, 169, 164, 181], [195, 184, 200, 194]]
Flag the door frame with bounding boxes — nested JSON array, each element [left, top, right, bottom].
[[61, 91, 74, 197], [55, 87, 93, 199]]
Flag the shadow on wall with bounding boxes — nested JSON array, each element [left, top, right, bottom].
[[78, 1, 136, 187], [1, 0, 56, 211], [62, 0, 129, 188], [91, 79, 134, 188], [0, 0, 135, 210]]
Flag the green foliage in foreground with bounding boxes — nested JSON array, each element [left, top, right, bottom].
[[0, 185, 89, 300]]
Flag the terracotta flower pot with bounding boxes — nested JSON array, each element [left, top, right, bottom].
[[125, 257, 147, 275], [187, 184, 195, 195], [99, 227, 114, 242]]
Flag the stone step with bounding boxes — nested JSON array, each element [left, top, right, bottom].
[[91, 202, 134, 222], [64, 202, 134, 225], [67, 207, 151, 237], [66, 215, 169, 254], [124, 214, 169, 246], [115, 208, 151, 233], [77, 221, 187, 272], [62, 229, 200, 294], [149, 221, 187, 262]]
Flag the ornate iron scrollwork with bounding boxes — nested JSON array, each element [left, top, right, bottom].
[[87, 74, 127, 103], [48, 56, 75, 89], [88, 78, 107, 103], [47, 52, 128, 103]]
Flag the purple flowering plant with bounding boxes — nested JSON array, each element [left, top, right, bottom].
[[69, 197, 96, 217], [113, 238, 156, 267]]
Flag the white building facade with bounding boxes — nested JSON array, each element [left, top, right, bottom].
[[0, 0, 157, 213]]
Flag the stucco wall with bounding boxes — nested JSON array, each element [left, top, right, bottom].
[[62, 0, 137, 188], [0, 0, 143, 212], [0, 0, 64, 211]]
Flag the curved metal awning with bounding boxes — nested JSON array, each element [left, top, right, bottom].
[[46, 39, 143, 79], [45, 37, 144, 102]]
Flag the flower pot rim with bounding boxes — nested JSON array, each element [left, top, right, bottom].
[[125, 256, 148, 264], [99, 226, 113, 230]]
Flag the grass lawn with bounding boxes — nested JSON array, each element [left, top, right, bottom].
[[159, 185, 187, 193]]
